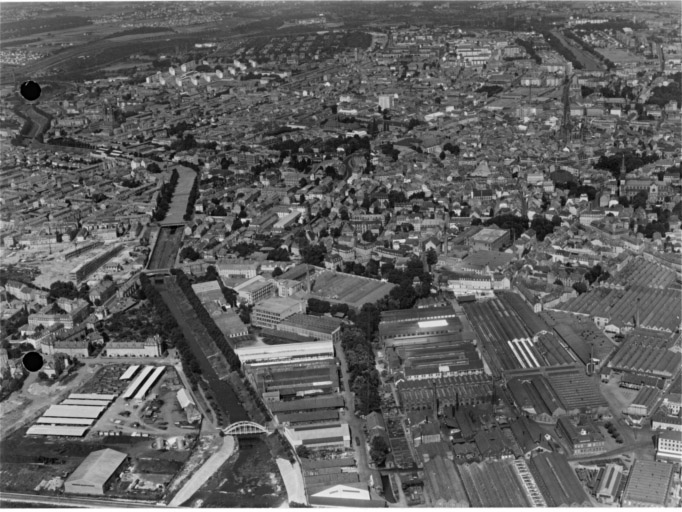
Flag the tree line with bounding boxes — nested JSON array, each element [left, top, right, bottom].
[[170, 269, 242, 371], [153, 168, 179, 221], [139, 273, 203, 385], [184, 170, 200, 221]]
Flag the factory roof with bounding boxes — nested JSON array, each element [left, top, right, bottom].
[[254, 296, 305, 314], [470, 227, 509, 243], [457, 459, 530, 507], [380, 305, 457, 324], [528, 452, 591, 507], [422, 455, 469, 506], [558, 286, 681, 333], [269, 395, 344, 413], [43, 405, 105, 419], [621, 460, 674, 507], [26, 425, 89, 437], [65, 449, 127, 489], [280, 313, 343, 334]]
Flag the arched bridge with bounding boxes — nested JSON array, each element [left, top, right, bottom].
[[222, 421, 270, 436]]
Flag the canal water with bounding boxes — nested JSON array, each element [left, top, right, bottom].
[[187, 437, 286, 508]]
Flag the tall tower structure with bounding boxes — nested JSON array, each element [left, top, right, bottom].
[[618, 155, 626, 197]]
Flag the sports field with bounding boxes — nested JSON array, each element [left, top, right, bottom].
[[309, 269, 395, 308]]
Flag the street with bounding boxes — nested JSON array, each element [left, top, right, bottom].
[[334, 340, 372, 484], [0, 491, 158, 508]]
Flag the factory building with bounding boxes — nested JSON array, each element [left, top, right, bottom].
[[64, 449, 128, 495]]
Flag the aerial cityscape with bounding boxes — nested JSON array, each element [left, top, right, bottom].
[[0, 0, 680, 508]]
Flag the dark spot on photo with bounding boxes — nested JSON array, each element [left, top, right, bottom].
[[22, 351, 44, 372], [20, 80, 41, 101]]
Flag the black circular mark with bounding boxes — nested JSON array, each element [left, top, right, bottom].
[[22, 351, 44, 372], [20, 80, 41, 101]]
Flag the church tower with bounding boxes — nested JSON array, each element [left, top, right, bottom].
[[618, 155, 626, 197]]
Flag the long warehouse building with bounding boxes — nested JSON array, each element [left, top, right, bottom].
[[36, 417, 95, 426], [119, 365, 140, 381], [26, 425, 90, 437], [122, 365, 155, 399], [43, 405, 105, 419], [68, 393, 117, 401], [133, 366, 165, 400]]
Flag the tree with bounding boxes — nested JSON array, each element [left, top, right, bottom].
[[48, 281, 79, 302], [301, 243, 327, 266], [362, 230, 377, 243], [272, 266, 283, 278], [296, 445, 312, 458], [471, 217, 482, 226], [369, 436, 390, 466], [340, 208, 350, 221], [631, 190, 648, 211], [573, 282, 588, 294], [425, 248, 438, 268], [179, 246, 201, 261], [267, 247, 290, 262]]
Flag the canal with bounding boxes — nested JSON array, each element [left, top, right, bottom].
[[185, 437, 285, 508], [156, 281, 248, 423]]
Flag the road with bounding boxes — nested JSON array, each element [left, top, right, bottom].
[[0, 492, 157, 508], [333, 340, 372, 484], [168, 435, 236, 507]]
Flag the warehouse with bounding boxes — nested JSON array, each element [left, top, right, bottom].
[[36, 417, 94, 426], [595, 463, 623, 505], [422, 455, 469, 507], [607, 329, 680, 380], [43, 405, 105, 419], [286, 422, 351, 448], [246, 359, 339, 397], [624, 386, 661, 418], [464, 295, 577, 374], [122, 365, 155, 399], [61, 399, 112, 407], [64, 448, 128, 495], [277, 313, 343, 343], [236, 340, 334, 367], [269, 395, 344, 414], [380, 306, 457, 324], [119, 365, 140, 381], [133, 365, 165, 400], [621, 460, 674, 507], [277, 409, 340, 426], [68, 393, 116, 401], [378, 316, 464, 342], [398, 374, 493, 413], [26, 425, 89, 437], [527, 452, 591, 506], [397, 341, 485, 381], [457, 459, 532, 507], [555, 286, 681, 333]]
